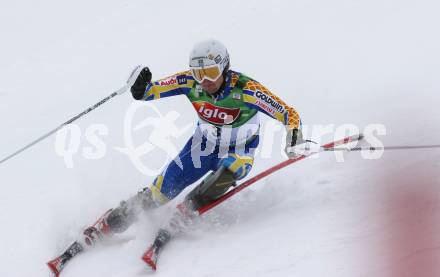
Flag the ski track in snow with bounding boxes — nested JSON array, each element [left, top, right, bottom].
[[1, 0, 440, 276]]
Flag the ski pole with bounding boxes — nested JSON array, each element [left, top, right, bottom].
[[0, 66, 144, 165], [0, 86, 126, 165], [323, 144, 440, 152]]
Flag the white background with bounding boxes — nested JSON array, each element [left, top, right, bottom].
[[0, 0, 439, 276]]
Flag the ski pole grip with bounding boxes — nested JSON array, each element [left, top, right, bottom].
[[123, 65, 144, 95]]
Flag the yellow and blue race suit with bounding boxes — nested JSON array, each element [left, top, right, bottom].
[[137, 69, 301, 203]]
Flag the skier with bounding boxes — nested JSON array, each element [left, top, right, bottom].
[[48, 39, 306, 275]]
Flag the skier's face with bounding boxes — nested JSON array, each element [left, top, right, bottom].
[[201, 75, 224, 94]]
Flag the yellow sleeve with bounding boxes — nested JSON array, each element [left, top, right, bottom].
[[142, 70, 195, 101], [242, 80, 301, 130]]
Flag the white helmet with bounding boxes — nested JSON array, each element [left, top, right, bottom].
[[189, 39, 230, 73]]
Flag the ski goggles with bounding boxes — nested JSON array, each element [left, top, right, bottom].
[[190, 64, 222, 83]]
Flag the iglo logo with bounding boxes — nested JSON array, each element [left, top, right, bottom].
[[192, 101, 240, 125]]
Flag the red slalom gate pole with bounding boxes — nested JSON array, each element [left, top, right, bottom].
[[197, 134, 364, 215]]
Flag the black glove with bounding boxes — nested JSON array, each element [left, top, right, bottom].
[[130, 67, 152, 100], [286, 128, 305, 148], [284, 128, 318, 158]]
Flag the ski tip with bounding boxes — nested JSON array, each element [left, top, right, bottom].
[[47, 259, 61, 277], [141, 245, 158, 271], [142, 255, 157, 271], [142, 256, 157, 271]]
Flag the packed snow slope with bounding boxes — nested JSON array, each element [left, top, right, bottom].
[[1, 0, 440, 276]]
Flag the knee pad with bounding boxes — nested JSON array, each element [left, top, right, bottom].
[[184, 166, 236, 210]]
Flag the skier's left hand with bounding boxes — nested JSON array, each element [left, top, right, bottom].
[[284, 128, 319, 158]]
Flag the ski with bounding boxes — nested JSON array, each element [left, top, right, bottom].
[[141, 229, 172, 270], [47, 241, 84, 277], [141, 133, 364, 270], [47, 208, 113, 276]]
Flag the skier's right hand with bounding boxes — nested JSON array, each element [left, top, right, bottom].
[[129, 66, 152, 100]]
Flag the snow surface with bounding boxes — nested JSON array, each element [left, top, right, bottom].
[[1, 0, 440, 276]]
